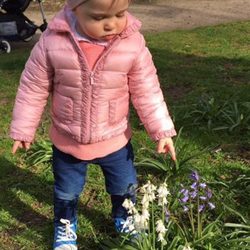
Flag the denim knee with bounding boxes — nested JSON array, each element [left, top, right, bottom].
[[112, 183, 137, 198], [101, 142, 137, 195], [52, 145, 87, 201], [54, 187, 81, 201]]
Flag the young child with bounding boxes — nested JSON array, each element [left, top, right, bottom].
[[10, 0, 177, 249]]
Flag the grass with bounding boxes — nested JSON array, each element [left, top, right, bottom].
[[0, 21, 250, 249]]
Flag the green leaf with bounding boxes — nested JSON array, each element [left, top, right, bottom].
[[224, 223, 250, 230], [168, 235, 182, 249], [223, 204, 248, 224]]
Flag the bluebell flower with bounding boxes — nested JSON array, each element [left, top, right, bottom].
[[206, 189, 212, 199], [191, 182, 198, 190], [190, 171, 200, 182], [190, 191, 197, 199], [199, 204, 205, 212], [165, 209, 170, 223], [181, 195, 189, 203], [179, 171, 215, 215], [180, 188, 189, 195], [199, 183, 207, 189], [200, 196, 207, 201]]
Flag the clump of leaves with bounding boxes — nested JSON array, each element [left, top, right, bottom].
[[214, 101, 250, 132], [26, 140, 52, 167], [184, 95, 250, 133], [184, 95, 227, 130], [135, 127, 210, 177]]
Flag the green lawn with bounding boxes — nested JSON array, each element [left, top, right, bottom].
[[0, 21, 249, 249]]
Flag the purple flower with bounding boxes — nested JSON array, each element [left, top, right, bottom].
[[199, 204, 205, 212], [179, 171, 216, 215], [206, 189, 212, 199], [180, 189, 189, 203], [200, 196, 207, 201], [208, 202, 215, 210], [165, 209, 170, 223], [190, 191, 197, 199], [180, 188, 189, 195], [181, 195, 189, 203], [191, 182, 198, 190], [190, 171, 200, 182]]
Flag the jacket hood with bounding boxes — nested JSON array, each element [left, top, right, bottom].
[[48, 6, 142, 39]]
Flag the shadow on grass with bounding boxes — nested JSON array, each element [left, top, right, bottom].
[[128, 43, 250, 140], [0, 156, 115, 249], [0, 156, 53, 248], [149, 46, 250, 147]]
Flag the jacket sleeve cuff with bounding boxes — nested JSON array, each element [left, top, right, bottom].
[[150, 128, 177, 141], [9, 132, 34, 143]]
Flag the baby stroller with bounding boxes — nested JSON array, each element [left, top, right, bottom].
[[0, 0, 47, 53]]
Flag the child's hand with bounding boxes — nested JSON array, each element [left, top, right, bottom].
[[12, 140, 31, 154], [157, 137, 176, 161]]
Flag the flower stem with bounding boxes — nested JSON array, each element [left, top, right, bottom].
[[161, 204, 165, 250], [173, 218, 186, 239], [152, 203, 155, 249], [189, 200, 195, 236], [197, 194, 201, 239]]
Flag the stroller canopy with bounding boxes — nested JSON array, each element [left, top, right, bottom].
[[1, 0, 32, 14]]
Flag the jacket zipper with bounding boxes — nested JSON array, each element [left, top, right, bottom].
[[89, 72, 94, 85], [86, 38, 121, 142], [70, 34, 120, 143]]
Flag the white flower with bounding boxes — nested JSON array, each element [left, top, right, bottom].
[[122, 198, 136, 214], [134, 213, 148, 230], [141, 181, 157, 199], [122, 198, 133, 210], [141, 193, 155, 208], [158, 196, 168, 206], [134, 213, 141, 224], [158, 232, 166, 242], [128, 223, 135, 232], [158, 183, 170, 197], [141, 207, 150, 220], [157, 183, 170, 206], [156, 219, 167, 243], [140, 181, 156, 209], [156, 219, 167, 234]]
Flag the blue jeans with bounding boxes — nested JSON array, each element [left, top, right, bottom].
[[52, 141, 137, 224]]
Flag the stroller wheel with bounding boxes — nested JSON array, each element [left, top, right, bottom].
[[23, 36, 33, 42], [0, 40, 11, 54]]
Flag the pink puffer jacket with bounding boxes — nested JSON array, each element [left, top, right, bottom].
[[10, 7, 176, 144]]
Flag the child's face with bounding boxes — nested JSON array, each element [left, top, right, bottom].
[[74, 0, 129, 41]]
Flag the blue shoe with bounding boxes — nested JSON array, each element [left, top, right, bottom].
[[114, 216, 137, 235], [53, 219, 77, 250]]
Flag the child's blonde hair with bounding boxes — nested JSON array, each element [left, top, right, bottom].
[[67, 0, 88, 9]]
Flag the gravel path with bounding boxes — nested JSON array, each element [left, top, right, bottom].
[[9, 0, 250, 49]]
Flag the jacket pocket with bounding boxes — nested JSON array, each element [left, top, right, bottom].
[[109, 95, 129, 124], [52, 93, 73, 124]]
